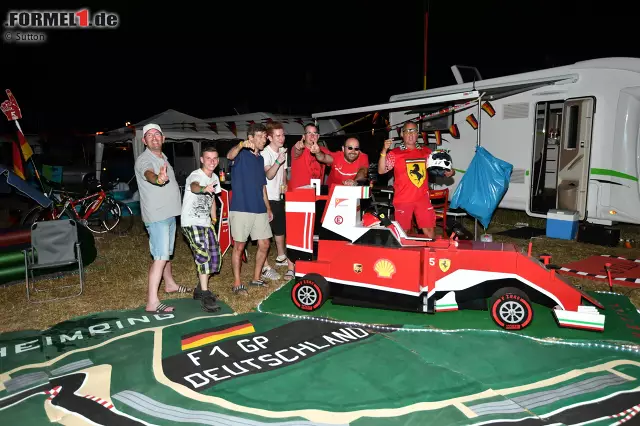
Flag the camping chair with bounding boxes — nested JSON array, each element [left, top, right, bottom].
[[429, 188, 449, 237], [23, 219, 84, 303]]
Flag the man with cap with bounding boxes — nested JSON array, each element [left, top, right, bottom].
[[134, 123, 187, 313]]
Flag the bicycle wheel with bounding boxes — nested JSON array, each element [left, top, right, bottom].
[[83, 199, 120, 233], [21, 206, 45, 227], [112, 201, 133, 234]]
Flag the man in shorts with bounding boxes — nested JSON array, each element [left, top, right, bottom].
[[134, 123, 186, 313], [226, 123, 273, 295], [377, 121, 455, 238], [180, 146, 222, 312], [261, 121, 295, 281]]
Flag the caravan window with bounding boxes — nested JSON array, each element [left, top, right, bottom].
[[566, 105, 579, 150]]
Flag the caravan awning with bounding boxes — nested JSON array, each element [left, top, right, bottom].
[[312, 91, 480, 119], [312, 73, 579, 119]]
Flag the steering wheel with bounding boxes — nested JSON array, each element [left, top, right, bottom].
[[366, 189, 392, 227]]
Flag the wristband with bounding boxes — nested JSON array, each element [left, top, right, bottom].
[[199, 186, 204, 194], [380, 153, 386, 157], [156, 178, 164, 185], [239, 141, 244, 148], [275, 159, 280, 165]]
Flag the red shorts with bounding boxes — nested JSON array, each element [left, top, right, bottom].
[[393, 197, 436, 231]]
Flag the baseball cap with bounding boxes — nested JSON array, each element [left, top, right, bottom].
[[143, 123, 163, 136]]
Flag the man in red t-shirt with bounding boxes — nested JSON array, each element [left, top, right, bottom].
[[313, 137, 369, 188], [377, 122, 455, 238], [289, 123, 331, 189]]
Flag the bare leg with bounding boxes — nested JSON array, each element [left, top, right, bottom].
[[163, 261, 179, 291], [146, 260, 174, 312], [421, 227, 436, 239], [199, 274, 209, 291], [232, 242, 246, 286], [254, 239, 270, 281], [275, 235, 294, 270]]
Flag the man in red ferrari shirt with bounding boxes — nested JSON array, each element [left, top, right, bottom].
[[289, 123, 331, 189], [312, 137, 369, 187], [377, 121, 454, 238]]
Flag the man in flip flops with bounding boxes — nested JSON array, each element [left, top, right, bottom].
[[134, 123, 187, 313], [226, 123, 274, 295], [180, 146, 222, 312], [261, 121, 295, 281]]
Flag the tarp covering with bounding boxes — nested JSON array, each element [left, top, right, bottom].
[[0, 165, 51, 208], [2, 291, 639, 425]]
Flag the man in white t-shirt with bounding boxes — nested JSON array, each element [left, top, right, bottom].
[[261, 121, 294, 280], [180, 146, 222, 312]]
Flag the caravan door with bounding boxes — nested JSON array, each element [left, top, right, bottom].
[[556, 97, 595, 220]]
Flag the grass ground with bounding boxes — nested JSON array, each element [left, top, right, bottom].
[[1, 209, 639, 334]]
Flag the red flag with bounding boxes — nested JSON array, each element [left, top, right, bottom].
[[17, 128, 33, 160], [226, 122, 237, 137], [372, 112, 380, 124], [12, 140, 26, 179], [1, 89, 22, 121]]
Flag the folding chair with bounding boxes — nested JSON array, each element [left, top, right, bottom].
[[429, 188, 449, 237], [23, 219, 84, 302]]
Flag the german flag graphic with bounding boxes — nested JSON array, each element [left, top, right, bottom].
[[226, 122, 238, 137], [434, 130, 442, 145], [449, 124, 460, 139], [481, 101, 496, 117], [466, 114, 479, 130], [421, 131, 428, 143], [181, 320, 255, 351]]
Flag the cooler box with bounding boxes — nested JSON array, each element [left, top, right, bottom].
[[546, 209, 579, 240]]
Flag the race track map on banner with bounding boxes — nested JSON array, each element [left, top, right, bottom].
[[2, 292, 640, 426]]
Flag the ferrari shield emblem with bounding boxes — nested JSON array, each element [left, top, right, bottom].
[[439, 258, 451, 272], [405, 159, 427, 188], [353, 263, 363, 274]]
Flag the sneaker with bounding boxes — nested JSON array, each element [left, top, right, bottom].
[[275, 255, 289, 267], [194, 286, 218, 300], [200, 290, 221, 313], [261, 266, 281, 281]]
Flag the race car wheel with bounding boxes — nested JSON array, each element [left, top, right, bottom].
[[489, 287, 534, 331], [291, 273, 330, 312]]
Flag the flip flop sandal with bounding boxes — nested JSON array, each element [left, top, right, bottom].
[[166, 285, 191, 294], [284, 270, 295, 280], [232, 284, 249, 296], [250, 279, 268, 287], [145, 303, 174, 313]]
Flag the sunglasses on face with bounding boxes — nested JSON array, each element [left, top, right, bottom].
[[345, 146, 360, 151]]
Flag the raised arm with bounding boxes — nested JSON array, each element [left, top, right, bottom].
[[312, 146, 334, 165], [378, 139, 393, 175], [265, 149, 287, 180], [227, 140, 254, 161]]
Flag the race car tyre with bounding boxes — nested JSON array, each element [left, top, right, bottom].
[[291, 273, 330, 312], [489, 287, 534, 331]]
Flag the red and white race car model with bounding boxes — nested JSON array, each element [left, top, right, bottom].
[[284, 184, 606, 332]]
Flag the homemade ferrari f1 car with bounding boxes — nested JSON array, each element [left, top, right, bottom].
[[285, 184, 606, 332]]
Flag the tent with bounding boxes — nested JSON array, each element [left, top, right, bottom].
[[202, 112, 344, 139], [95, 109, 237, 180]]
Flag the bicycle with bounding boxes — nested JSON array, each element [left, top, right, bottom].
[[21, 178, 134, 234]]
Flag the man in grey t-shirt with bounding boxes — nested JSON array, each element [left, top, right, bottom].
[[134, 123, 188, 313]]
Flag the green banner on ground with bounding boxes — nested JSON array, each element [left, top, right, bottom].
[[1, 295, 639, 425]]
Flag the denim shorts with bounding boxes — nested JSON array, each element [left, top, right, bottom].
[[145, 217, 176, 260]]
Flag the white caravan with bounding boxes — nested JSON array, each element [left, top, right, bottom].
[[314, 57, 640, 226]]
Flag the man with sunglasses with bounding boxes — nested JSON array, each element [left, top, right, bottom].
[[378, 121, 454, 238], [312, 137, 369, 187], [289, 123, 331, 189]]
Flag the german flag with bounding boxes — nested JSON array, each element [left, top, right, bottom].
[[449, 124, 460, 139], [372, 111, 380, 124], [12, 140, 26, 180], [421, 131, 428, 144], [481, 101, 496, 117], [434, 130, 442, 145], [466, 114, 479, 130], [16, 129, 33, 161], [181, 320, 255, 351]]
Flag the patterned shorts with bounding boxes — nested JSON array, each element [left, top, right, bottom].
[[181, 225, 221, 275]]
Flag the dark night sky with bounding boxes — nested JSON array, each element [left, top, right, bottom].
[[2, 0, 640, 136]]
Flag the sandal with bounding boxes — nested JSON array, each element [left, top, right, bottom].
[[275, 255, 289, 267], [166, 285, 191, 294], [232, 284, 249, 297], [250, 279, 268, 287], [284, 270, 295, 280], [146, 303, 174, 313]]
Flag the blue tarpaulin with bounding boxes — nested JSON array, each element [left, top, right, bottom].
[[0, 166, 52, 208]]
